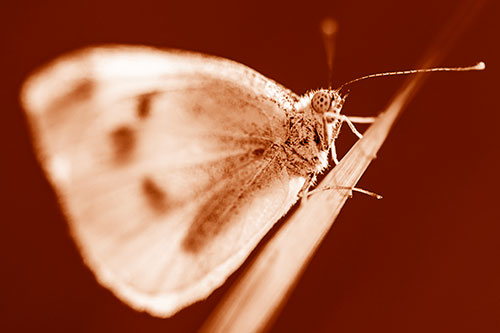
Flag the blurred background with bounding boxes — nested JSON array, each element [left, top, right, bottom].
[[2, 0, 499, 332]]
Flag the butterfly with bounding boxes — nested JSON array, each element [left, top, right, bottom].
[[20, 45, 482, 317]]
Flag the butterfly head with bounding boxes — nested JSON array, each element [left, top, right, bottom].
[[310, 89, 347, 115], [298, 88, 349, 155]]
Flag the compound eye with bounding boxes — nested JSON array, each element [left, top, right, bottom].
[[311, 91, 332, 113]]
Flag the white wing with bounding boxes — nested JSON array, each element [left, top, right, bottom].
[[21, 45, 307, 316]]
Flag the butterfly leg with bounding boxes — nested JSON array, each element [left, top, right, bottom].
[[298, 173, 317, 200], [347, 116, 376, 124], [339, 115, 379, 159], [306, 186, 382, 200], [325, 113, 373, 139], [331, 142, 339, 165], [340, 115, 364, 139]]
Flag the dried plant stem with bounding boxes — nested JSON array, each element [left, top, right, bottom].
[[201, 1, 486, 332]]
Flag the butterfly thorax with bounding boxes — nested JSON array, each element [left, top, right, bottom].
[[280, 90, 345, 178], [281, 109, 330, 177]]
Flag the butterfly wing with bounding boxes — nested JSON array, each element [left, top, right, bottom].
[[21, 45, 307, 316]]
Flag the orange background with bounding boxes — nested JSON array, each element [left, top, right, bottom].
[[3, 0, 499, 332]]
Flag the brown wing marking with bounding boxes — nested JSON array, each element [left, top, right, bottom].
[[110, 125, 136, 164], [181, 146, 283, 253], [136, 92, 158, 120], [141, 176, 171, 214]]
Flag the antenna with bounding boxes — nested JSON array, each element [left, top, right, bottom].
[[338, 62, 485, 91], [320, 17, 338, 88]]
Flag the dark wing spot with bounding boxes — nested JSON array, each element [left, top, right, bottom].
[[48, 79, 95, 112], [69, 79, 94, 101], [136, 92, 157, 119], [252, 148, 265, 156], [110, 126, 135, 163], [141, 177, 169, 213]]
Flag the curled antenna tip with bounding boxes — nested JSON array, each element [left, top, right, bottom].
[[476, 61, 486, 70], [321, 17, 338, 36]]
